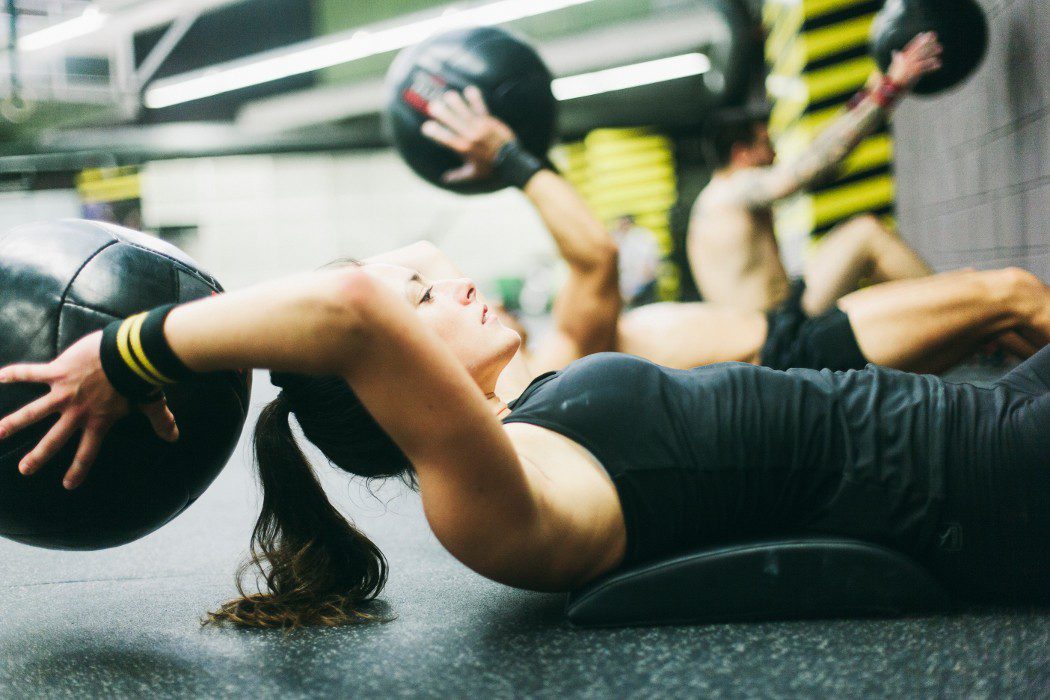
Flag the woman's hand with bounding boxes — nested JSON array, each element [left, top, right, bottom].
[[887, 32, 943, 90], [0, 331, 179, 490], [421, 85, 516, 184]]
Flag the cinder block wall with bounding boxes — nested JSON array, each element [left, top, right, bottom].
[[891, 0, 1048, 277]]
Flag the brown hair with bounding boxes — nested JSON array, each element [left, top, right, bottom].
[[206, 373, 415, 628], [207, 257, 416, 628], [708, 104, 772, 167]]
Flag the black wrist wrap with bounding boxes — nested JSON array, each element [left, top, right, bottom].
[[492, 140, 544, 189], [99, 304, 192, 402]]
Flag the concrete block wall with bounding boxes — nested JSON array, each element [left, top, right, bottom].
[[141, 151, 557, 292], [891, 0, 1048, 277]]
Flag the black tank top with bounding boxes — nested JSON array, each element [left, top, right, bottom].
[[503, 353, 955, 567]]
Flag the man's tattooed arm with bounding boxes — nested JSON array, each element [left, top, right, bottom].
[[723, 93, 890, 211], [719, 31, 944, 211]]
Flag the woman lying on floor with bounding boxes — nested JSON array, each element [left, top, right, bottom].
[[1, 230, 1047, 628], [1, 91, 1048, 629]]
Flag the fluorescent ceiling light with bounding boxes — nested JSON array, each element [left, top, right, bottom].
[[551, 53, 711, 101], [18, 7, 107, 52], [144, 0, 598, 109]]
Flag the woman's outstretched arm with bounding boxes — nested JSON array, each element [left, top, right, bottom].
[[0, 268, 548, 573]]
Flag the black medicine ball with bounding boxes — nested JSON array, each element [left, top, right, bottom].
[[0, 219, 250, 550], [870, 0, 988, 95], [384, 26, 557, 194]]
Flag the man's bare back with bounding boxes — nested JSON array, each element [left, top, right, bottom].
[[685, 32, 943, 316], [689, 173, 792, 312]]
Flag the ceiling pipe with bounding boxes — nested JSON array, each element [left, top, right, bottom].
[[237, 4, 734, 134]]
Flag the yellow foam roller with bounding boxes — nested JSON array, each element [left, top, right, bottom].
[[587, 178, 677, 202], [584, 127, 656, 141], [587, 152, 674, 174], [588, 134, 667, 152], [587, 170, 674, 190], [633, 212, 670, 229], [592, 194, 678, 219]]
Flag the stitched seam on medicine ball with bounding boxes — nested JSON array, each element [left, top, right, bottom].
[[79, 221, 215, 289], [54, 240, 119, 358], [53, 239, 220, 357], [119, 240, 220, 292], [60, 300, 119, 316]]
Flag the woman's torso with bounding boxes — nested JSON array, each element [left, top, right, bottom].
[[502, 352, 1000, 577]]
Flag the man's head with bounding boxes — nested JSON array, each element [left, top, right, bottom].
[[710, 115, 775, 170]]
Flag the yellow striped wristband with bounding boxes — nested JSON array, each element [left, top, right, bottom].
[[99, 304, 191, 402]]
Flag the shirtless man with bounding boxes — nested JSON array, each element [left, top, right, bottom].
[[388, 84, 1048, 382], [688, 32, 942, 317]]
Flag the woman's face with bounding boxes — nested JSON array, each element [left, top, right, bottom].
[[363, 263, 521, 387]]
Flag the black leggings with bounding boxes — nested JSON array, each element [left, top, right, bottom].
[[926, 345, 1050, 603]]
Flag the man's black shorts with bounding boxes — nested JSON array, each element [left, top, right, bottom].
[[760, 279, 869, 371]]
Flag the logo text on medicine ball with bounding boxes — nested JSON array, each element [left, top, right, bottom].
[[402, 70, 448, 116]]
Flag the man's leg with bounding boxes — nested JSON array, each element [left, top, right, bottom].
[[801, 214, 932, 316], [837, 268, 1050, 374], [615, 302, 768, 369]]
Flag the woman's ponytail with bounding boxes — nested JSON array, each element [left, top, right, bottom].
[[206, 393, 388, 628]]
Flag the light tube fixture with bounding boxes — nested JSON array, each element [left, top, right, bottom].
[[18, 6, 107, 52], [145, 0, 599, 109], [551, 53, 711, 101]]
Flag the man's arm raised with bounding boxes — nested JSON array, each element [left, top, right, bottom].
[[719, 32, 942, 210]]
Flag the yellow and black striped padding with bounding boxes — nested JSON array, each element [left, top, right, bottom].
[[76, 166, 141, 205], [554, 128, 680, 300], [764, 0, 895, 245]]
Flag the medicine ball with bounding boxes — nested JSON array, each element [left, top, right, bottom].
[[384, 26, 557, 194], [870, 0, 988, 95], [0, 219, 251, 550]]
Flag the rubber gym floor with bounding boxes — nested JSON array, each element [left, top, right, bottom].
[[2, 364, 1048, 698]]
